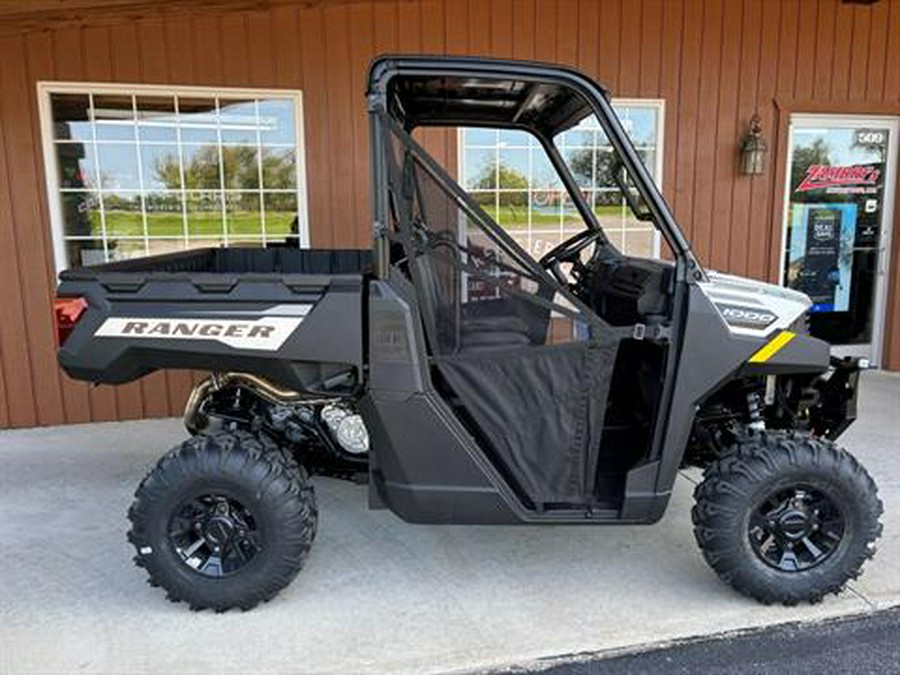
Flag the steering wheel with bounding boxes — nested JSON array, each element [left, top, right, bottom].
[[539, 228, 604, 286]]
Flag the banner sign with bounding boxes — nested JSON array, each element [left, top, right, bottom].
[[786, 203, 857, 313]]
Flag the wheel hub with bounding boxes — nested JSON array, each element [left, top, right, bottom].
[[168, 494, 261, 578], [749, 485, 845, 572], [203, 516, 236, 547]]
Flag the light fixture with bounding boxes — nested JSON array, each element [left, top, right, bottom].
[[741, 114, 768, 176]]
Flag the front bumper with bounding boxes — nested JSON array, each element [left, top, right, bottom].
[[807, 356, 863, 440]]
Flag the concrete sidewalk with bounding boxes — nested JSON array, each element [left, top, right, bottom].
[[1, 372, 898, 675]]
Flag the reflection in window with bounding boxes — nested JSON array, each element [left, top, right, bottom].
[[459, 102, 663, 260], [48, 88, 303, 266]]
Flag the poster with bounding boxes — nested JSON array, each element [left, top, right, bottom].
[[786, 203, 857, 313]]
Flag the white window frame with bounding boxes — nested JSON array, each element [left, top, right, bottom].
[[37, 81, 310, 273], [457, 97, 665, 258]]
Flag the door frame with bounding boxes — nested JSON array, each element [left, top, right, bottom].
[[773, 108, 900, 367]]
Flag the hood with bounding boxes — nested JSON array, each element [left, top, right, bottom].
[[699, 270, 811, 337]]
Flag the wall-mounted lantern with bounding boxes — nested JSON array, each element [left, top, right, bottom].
[[741, 114, 768, 175]]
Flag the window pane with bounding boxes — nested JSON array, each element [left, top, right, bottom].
[[67, 239, 106, 267], [61, 192, 101, 238], [96, 143, 140, 189], [463, 128, 497, 146], [531, 151, 561, 189], [497, 191, 529, 228], [56, 142, 98, 189], [564, 147, 594, 187], [463, 148, 494, 189], [93, 94, 135, 141], [619, 107, 657, 145], [145, 192, 183, 237], [497, 148, 529, 188], [261, 148, 296, 189], [136, 96, 177, 143], [102, 193, 143, 236], [181, 144, 221, 189], [185, 191, 223, 237], [623, 229, 655, 257], [50, 87, 304, 266], [139, 144, 180, 190], [177, 97, 218, 144], [263, 192, 297, 238], [222, 145, 259, 189], [225, 192, 262, 238], [257, 99, 295, 145], [148, 238, 186, 256], [51, 94, 92, 142], [498, 129, 531, 148], [107, 238, 147, 261], [219, 99, 258, 145]]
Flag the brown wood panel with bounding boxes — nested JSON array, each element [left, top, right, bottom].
[[848, 5, 872, 103], [4, 0, 900, 428], [348, 0, 375, 245], [576, 0, 599, 80], [323, 3, 358, 247], [671, 0, 703, 240], [510, 0, 534, 61], [812, 0, 836, 101], [555, 0, 578, 68], [866, 0, 890, 101], [490, 0, 513, 58], [220, 13, 251, 88], [0, 109, 38, 427], [298, 6, 330, 247], [748, 0, 781, 283], [533, 0, 555, 63], [728, 0, 762, 278], [467, 0, 490, 56], [638, 0, 663, 98], [618, 0, 641, 95], [596, 0, 620, 91], [0, 36, 67, 426], [27, 28, 95, 424], [689, 0, 724, 265], [708, 0, 742, 271], [885, 0, 900, 103], [831, 1, 854, 101], [658, 0, 683, 204]]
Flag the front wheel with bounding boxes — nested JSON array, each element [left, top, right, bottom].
[[692, 431, 882, 605], [127, 431, 317, 611]]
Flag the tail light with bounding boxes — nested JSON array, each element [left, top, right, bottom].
[[53, 297, 88, 347]]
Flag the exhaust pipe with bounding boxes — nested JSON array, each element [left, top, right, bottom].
[[183, 372, 338, 434]]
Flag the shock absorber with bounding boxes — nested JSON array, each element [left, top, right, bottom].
[[746, 390, 766, 431]]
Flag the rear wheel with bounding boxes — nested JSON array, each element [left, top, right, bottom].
[[692, 431, 882, 605], [128, 431, 317, 611]]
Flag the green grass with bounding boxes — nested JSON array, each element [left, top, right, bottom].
[[91, 211, 296, 238], [478, 204, 629, 229]]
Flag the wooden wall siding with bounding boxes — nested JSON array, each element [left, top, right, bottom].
[[0, 0, 899, 427]]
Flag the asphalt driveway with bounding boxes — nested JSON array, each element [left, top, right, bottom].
[[1, 371, 898, 674]]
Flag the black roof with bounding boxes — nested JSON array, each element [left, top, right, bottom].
[[368, 55, 608, 137]]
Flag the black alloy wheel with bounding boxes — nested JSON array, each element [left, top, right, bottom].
[[169, 493, 262, 578], [748, 484, 845, 572]]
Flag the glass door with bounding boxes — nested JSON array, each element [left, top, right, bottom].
[[780, 114, 898, 366]]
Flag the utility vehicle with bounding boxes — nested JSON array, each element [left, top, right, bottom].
[[55, 56, 882, 611]]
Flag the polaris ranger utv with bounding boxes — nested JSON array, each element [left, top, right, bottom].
[[55, 56, 882, 611]]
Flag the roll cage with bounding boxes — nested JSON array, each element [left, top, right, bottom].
[[366, 55, 704, 283]]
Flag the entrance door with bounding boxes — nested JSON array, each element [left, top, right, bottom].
[[780, 115, 899, 365]]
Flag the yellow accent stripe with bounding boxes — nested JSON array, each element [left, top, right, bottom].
[[749, 330, 797, 363]]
